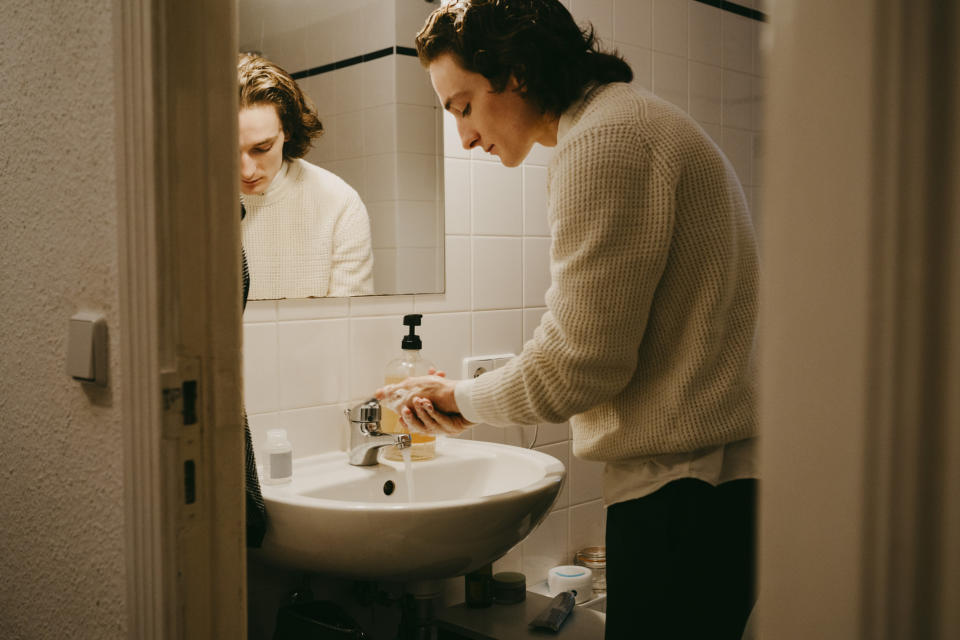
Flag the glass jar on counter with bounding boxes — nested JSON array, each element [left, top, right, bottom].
[[575, 546, 606, 594]]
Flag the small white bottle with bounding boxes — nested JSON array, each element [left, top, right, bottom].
[[263, 428, 293, 485]]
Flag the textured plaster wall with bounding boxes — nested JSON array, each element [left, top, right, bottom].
[[0, 1, 127, 638]]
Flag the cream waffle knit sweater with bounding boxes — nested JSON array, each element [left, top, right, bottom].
[[458, 83, 758, 462], [241, 159, 374, 299]]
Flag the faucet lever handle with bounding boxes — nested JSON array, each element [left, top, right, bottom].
[[346, 398, 381, 423]]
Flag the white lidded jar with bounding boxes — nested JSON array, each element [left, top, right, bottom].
[[263, 428, 293, 485]]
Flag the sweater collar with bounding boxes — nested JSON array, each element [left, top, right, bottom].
[[557, 82, 604, 143], [240, 159, 296, 207]]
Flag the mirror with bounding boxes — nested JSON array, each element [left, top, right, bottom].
[[238, 0, 444, 298]]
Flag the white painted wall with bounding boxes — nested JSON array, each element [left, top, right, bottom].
[[0, 0, 127, 637]]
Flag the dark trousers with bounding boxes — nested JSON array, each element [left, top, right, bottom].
[[605, 478, 757, 640]]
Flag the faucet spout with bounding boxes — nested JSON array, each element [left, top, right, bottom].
[[345, 399, 412, 466]]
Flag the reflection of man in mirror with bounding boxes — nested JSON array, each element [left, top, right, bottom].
[[237, 54, 374, 298]]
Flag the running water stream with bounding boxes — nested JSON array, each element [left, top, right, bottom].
[[402, 447, 416, 503]]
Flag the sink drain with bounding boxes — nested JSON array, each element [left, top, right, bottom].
[[383, 480, 396, 496]]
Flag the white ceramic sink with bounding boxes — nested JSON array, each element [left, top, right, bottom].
[[255, 439, 565, 582]]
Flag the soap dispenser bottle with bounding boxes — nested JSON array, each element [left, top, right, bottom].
[[381, 314, 436, 461]]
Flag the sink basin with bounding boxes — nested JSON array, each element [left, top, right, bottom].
[[255, 439, 565, 582]]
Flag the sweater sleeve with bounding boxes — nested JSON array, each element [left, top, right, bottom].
[[327, 190, 375, 297], [466, 120, 676, 426]]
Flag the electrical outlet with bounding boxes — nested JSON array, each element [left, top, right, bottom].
[[462, 353, 516, 379]]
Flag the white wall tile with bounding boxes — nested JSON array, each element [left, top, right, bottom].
[[278, 404, 348, 457], [415, 235, 471, 314], [443, 111, 470, 159], [689, 61, 722, 125], [721, 126, 753, 187], [523, 165, 549, 236], [396, 56, 438, 108], [572, 0, 614, 44], [300, 74, 335, 123], [652, 51, 688, 111], [569, 500, 606, 554], [472, 237, 522, 310], [472, 162, 523, 236], [397, 152, 438, 201], [243, 300, 277, 323], [333, 66, 363, 115], [700, 121, 722, 147], [364, 153, 397, 202], [535, 422, 571, 447], [276, 298, 349, 321], [327, 157, 366, 202], [472, 309, 524, 356], [722, 12, 754, 73], [538, 442, 570, 512], [348, 293, 415, 316], [524, 143, 555, 167], [243, 322, 279, 415], [302, 20, 336, 69], [688, 0, 721, 64], [396, 248, 442, 292], [397, 201, 441, 248], [522, 509, 570, 584], [416, 311, 472, 378], [277, 319, 349, 409], [348, 315, 404, 398], [472, 423, 506, 444], [617, 44, 652, 91], [613, 0, 652, 48], [334, 111, 364, 159], [652, 0, 688, 58], [723, 69, 754, 131], [362, 55, 396, 109], [368, 200, 398, 249], [569, 448, 605, 505], [396, 105, 438, 155], [493, 545, 524, 574], [523, 307, 548, 342], [372, 249, 396, 293], [363, 104, 396, 157], [444, 158, 471, 235], [363, 0, 394, 51], [523, 237, 552, 308]]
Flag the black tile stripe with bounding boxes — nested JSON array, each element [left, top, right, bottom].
[[290, 45, 419, 80], [288, 0, 765, 82], [693, 0, 767, 22]]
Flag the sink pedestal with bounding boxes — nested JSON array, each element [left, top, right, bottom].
[[398, 580, 442, 640]]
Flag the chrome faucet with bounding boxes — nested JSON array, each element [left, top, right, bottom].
[[345, 398, 411, 466]]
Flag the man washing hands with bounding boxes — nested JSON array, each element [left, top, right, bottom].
[[376, 372, 473, 436]]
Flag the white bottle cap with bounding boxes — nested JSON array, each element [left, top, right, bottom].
[[547, 565, 593, 603], [267, 428, 288, 442]]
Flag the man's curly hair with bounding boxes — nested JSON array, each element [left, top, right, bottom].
[[238, 53, 323, 160], [415, 0, 632, 116]]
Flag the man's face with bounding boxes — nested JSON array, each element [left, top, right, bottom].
[[429, 53, 549, 168], [238, 103, 287, 195]]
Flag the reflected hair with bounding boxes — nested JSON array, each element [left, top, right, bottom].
[[415, 0, 632, 116], [238, 53, 323, 160]]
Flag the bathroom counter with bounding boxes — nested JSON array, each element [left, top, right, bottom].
[[436, 592, 605, 640]]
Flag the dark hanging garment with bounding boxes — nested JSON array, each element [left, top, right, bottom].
[[242, 204, 268, 548]]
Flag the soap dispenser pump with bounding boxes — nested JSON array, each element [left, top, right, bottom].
[[381, 314, 437, 461]]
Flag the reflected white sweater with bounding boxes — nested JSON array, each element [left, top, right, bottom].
[[456, 84, 758, 494], [241, 159, 374, 299]]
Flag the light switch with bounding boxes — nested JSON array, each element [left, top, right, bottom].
[[67, 312, 107, 386]]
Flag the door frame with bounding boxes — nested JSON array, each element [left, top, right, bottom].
[[114, 0, 245, 637]]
